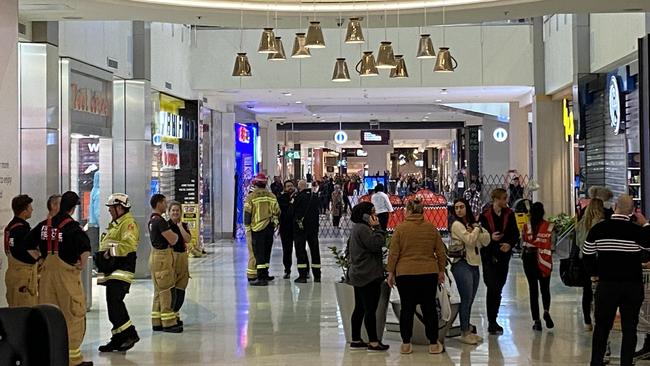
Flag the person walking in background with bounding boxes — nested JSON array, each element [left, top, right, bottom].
[[449, 198, 490, 345], [270, 176, 283, 198], [244, 173, 280, 287], [167, 201, 191, 324], [506, 170, 524, 208], [4, 194, 38, 307], [293, 180, 322, 283], [331, 185, 344, 229], [587, 186, 614, 219], [278, 180, 296, 279], [575, 198, 605, 331], [463, 183, 482, 220], [371, 183, 393, 231], [583, 195, 649, 366], [521, 202, 555, 331], [479, 188, 520, 335], [387, 198, 447, 355], [342, 177, 353, 214], [347, 202, 389, 352]]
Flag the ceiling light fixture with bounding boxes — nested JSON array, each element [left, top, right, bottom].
[[258, 28, 278, 54], [295, 101, 303, 104], [416, 7, 436, 59], [282, 92, 293, 96], [305, 1, 326, 49], [376, 9, 397, 69], [356, 2, 378, 77], [268, 37, 287, 60], [345, 17, 365, 44], [390, 9, 409, 78], [440, 88, 448, 94], [332, 10, 351, 82], [292, 33, 312, 58], [232, 6, 252, 77], [434, 1, 458, 72]]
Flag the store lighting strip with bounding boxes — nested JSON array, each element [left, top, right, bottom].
[[128, 0, 507, 13]]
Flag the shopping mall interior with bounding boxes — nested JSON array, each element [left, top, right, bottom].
[[2, 0, 650, 365]]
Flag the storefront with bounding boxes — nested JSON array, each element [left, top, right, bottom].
[[578, 64, 641, 204], [234, 122, 259, 239], [151, 92, 201, 250]]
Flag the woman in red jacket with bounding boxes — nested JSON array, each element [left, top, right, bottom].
[[522, 202, 554, 331]]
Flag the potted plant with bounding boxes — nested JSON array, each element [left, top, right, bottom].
[[329, 236, 392, 343]]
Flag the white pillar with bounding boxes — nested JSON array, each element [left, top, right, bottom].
[[219, 112, 235, 238], [364, 144, 391, 176], [509, 102, 531, 177], [0, 0, 19, 307], [265, 122, 277, 178]]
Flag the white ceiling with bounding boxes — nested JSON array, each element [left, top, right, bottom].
[[208, 85, 531, 122]]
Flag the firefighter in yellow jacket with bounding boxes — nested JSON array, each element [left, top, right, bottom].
[[245, 173, 280, 287], [4, 194, 39, 307], [245, 184, 257, 282], [96, 193, 140, 352], [33, 191, 93, 366]]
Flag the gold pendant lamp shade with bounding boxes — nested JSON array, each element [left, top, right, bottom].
[[291, 32, 312, 58], [376, 41, 397, 69], [332, 58, 351, 82], [416, 34, 436, 59], [305, 21, 326, 49], [355, 51, 379, 77], [390, 55, 409, 78], [434, 47, 458, 72], [268, 37, 287, 61], [258, 28, 278, 54], [232, 53, 252, 76], [345, 17, 365, 44]]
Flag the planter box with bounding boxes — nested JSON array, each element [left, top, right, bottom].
[[334, 281, 391, 342]]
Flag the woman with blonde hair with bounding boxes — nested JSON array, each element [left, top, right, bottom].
[[575, 198, 605, 330], [387, 198, 447, 355]]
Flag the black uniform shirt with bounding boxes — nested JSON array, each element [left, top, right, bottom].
[[29, 213, 91, 266], [4, 217, 36, 264], [149, 213, 172, 249], [277, 192, 294, 231], [168, 220, 189, 253]]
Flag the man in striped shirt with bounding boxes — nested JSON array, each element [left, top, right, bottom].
[[583, 194, 649, 366]]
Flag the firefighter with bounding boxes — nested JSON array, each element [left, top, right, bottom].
[[167, 201, 191, 323], [148, 193, 181, 333], [4, 194, 39, 307], [46, 194, 62, 219], [292, 180, 322, 283], [245, 173, 280, 287], [245, 184, 258, 282], [96, 193, 140, 352], [34, 191, 93, 366]]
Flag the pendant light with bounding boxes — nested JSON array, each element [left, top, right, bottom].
[[376, 9, 396, 69], [416, 7, 436, 59], [258, 7, 277, 53], [434, 1, 458, 72], [268, 37, 287, 60], [305, 2, 326, 49], [332, 12, 351, 82], [292, 13, 311, 58], [232, 8, 251, 76], [356, 2, 378, 77], [345, 17, 365, 44], [390, 10, 409, 79], [268, 9, 286, 61]]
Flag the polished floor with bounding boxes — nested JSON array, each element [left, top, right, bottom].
[[82, 238, 649, 365]]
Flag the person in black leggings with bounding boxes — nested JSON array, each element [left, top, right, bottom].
[[347, 202, 389, 351]]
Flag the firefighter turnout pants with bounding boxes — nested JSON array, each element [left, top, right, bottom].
[[173, 251, 190, 317], [246, 230, 257, 279], [39, 254, 88, 366], [5, 254, 38, 307], [105, 280, 137, 340], [251, 224, 275, 279], [294, 229, 321, 279], [150, 248, 178, 328]]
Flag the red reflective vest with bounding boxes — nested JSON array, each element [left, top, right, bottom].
[[522, 220, 554, 277]]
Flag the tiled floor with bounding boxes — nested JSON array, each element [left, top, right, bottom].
[[81, 238, 648, 365]]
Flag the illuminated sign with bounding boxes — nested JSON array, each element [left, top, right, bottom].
[[493, 128, 508, 142], [334, 130, 348, 144], [356, 149, 368, 157], [152, 134, 162, 146], [563, 99, 574, 142], [286, 150, 301, 159], [360, 129, 390, 145], [609, 75, 623, 135], [238, 125, 251, 143]]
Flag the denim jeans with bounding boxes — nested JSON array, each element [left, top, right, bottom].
[[451, 259, 480, 332]]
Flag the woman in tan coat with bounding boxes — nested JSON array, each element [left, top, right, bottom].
[[387, 198, 448, 355]]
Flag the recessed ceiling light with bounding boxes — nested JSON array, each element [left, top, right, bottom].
[[312, 113, 318, 117], [426, 112, 431, 115], [435, 99, 443, 103], [282, 92, 292, 96], [440, 89, 448, 95], [295, 101, 303, 104]]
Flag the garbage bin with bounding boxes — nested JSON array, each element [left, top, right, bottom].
[[81, 255, 93, 311]]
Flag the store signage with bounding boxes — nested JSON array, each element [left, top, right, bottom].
[[493, 128, 508, 142], [609, 75, 623, 135], [152, 134, 163, 146], [286, 150, 300, 159], [563, 99, 574, 142], [238, 125, 251, 143], [181, 204, 200, 250], [334, 130, 348, 144], [162, 141, 180, 170], [356, 149, 368, 157], [360, 129, 390, 145], [71, 83, 111, 117]]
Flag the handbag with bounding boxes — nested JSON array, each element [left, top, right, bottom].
[[559, 240, 587, 287]]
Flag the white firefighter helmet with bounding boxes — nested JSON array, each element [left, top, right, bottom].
[[106, 193, 131, 208]]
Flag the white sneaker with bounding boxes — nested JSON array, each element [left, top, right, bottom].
[[458, 334, 478, 345]]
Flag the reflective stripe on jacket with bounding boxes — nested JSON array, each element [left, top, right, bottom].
[[244, 188, 280, 232]]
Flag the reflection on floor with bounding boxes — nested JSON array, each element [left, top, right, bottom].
[[82, 238, 648, 365]]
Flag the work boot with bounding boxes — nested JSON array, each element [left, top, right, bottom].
[[294, 277, 308, 283], [152, 325, 163, 331], [163, 324, 184, 333], [249, 278, 269, 286], [75, 362, 93, 366], [117, 327, 140, 352], [488, 322, 504, 335], [98, 337, 121, 352]]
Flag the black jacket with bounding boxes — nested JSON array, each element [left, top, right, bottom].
[[292, 189, 320, 233], [479, 207, 520, 262], [278, 192, 294, 232]]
